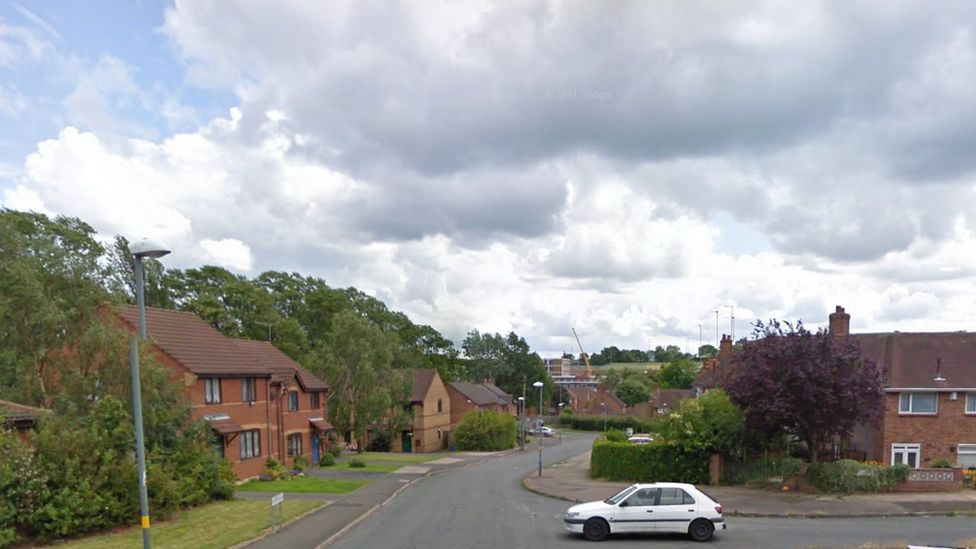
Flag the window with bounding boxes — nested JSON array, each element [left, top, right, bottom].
[[623, 488, 659, 507], [891, 443, 921, 468], [212, 435, 224, 459], [311, 392, 320, 409], [287, 433, 303, 457], [242, 377, 257, 403], [437, 398, 443, 413], [898, 392, 937, 414], [658, 487, 696, 506], [240, 430, 261, 460], [966, 393, 976, 414], [288, 392, 299, 411], [958, 444, 976, 469], [204, 378, 221, 404]]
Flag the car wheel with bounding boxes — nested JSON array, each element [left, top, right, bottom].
[[688, 518, 714, 542], [582, 517, 609, 542]]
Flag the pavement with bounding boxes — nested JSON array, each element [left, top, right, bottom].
[[238, 450, 514, 549], [523, 449, 976, 518]]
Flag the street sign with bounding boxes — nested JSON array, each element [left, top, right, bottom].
[[270, 492, 284, 532], [270, 492, 284, 506]]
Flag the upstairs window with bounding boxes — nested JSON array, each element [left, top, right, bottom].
[[288, 391, 299, 412], [966, 393, 976, 414], [437, 398, 443, 413], [311, 392, 320, 409], [899, 392, 937, 415], [242, 377, 257, 403], [204, 378, 221, 404]]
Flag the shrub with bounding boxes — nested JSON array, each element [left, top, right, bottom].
[[805, 460, 908, 493], [454, 410, 517, 451], [931, 458, 953, 469], [264, 457, 287, 480], [590, 440, 709, 484], [319, 454, 336, 467], [563, 414, 653, 433], [604, 429, 628, 443], [366, 432, 391, 452], [349, 457, 367, 468], [292, 456, 309, 472], [723, 455, 805, 486]]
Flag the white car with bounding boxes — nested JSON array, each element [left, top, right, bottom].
[[627, 435, 654, 445], [563, 482, 726, 542]]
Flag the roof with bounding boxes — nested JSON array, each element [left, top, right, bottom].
[[447, 382, 507, 406], [0, 399, 46, 426], [203, 415, 244, 435], [410, 369, 440, 403], [850, 332, 976, 389], [652, 388, 695, 410], [309, 417, 334, 431], [114, 306, 269, 377], [234, 340, 328, 391], [482, 383, 513, 403]]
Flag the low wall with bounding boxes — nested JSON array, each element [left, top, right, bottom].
[[893, 467, 964, 492]]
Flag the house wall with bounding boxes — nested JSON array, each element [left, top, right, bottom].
[[882, 392, 976, 467], [188, 376, 272, 480], [269, 382, 328, 467], [413, 375, 451, 453]]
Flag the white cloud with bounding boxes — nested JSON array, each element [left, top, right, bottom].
[[200, 238, 253, 271]]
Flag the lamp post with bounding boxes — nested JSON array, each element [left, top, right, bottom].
[[600, 402, 607, 432], [129, 239, 170, 549], [517, 396, 525, 450], [533, 381, 544, 477], [557, 403, 564, 443]]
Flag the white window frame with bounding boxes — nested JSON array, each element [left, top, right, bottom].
[[891, 443, 921, 469], [966, 393, 976, 415], [958, 443, 976, 469], [204, 378, 221, 404], [242, 377, 257, 403], [288, 391, 299, 411], [240, 429, 261, 460], [287, 433, 303, 457], [898, 392, 938, 415]]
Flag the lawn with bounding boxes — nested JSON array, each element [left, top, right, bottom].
[[238, 476, 368, 493], [328, 457, 402, 473], [356, 451, 440, 464], [59, 498, 324, 549]]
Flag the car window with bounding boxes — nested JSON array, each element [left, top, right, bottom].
[[658, 487, 694, 506], [604, 485, 638, 505], [623, 488, 659, 507]]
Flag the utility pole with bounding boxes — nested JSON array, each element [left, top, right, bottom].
[[724, 304, 735, 341], [715, 310, 719, 347], [698, 324, 703, 357]]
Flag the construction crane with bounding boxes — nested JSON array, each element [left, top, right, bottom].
[[572, 328, 594, 378]]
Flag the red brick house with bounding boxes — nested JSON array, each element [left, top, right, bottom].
[[445, 381, 515, 429], [391, 369, 450, 453], [827, 306, 976, 469], [566, 386, 627, 416], [114, 306, 329, 479]]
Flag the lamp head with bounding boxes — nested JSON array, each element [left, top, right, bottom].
[[532, 381, 544, 388], [130, 238, 171, 259]]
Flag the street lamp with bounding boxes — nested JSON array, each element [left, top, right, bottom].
[[600, 402, 607, 432], [517, 396, 525, 450], [533, 381, 544, 477], [129, 238, 170, 549], [557, 403, 564, 443]]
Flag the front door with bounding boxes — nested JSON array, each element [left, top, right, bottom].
[[312, 436, 320, 464], [652, 487, 698, 533], [613, 487, 659, 533], [402, 431, 412, 453]]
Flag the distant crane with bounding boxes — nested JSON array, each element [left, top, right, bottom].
[[572, 328, 594, 378]]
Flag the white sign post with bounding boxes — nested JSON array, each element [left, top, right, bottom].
[[270, 492, 284, 532]]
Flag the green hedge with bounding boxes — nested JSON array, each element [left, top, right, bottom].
[[805, 459, 910, 493], [560, 414, 653, 433], [454, 410, 517, 451], [590, 440, 709, 484]]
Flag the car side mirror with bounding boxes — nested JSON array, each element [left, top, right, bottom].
[[618, 501, 628, 507]]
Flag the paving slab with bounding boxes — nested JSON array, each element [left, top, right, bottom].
[[426, 457, 465, 465], [393, 465, 431, 474]]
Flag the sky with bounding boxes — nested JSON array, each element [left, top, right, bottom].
[[3, 1, 976, 357]]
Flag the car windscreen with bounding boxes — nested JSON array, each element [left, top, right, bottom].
[[604, 485, 638, 505]]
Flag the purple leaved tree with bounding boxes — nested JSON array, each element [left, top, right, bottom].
[[722, 320, 884, 462]]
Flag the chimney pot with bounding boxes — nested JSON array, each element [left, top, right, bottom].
[[829, 305, 851, 336]]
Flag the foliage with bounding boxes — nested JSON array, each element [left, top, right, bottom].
[[931, 458, 953, 469], [723, 320, 885, 462], [698, 344, 718, 358], [588, 346, 654, 365], [722, 455, 805, 486], [651, 389, 742, 456], [292, 456, 309, 472], [461, 330, 553, 406], [561, 414, 653, 433], [319, 453, 336, 467], [805, 460, 909, 493], [348, 457, 367, 468], [590, 440, 709, 484], [615, 379, 652, 406], [366, 431, 392, 452], [604, 429, 628, 442], [653, 357, 700, 390], [453, 410, 517, 451], [963, 469, 976, 489]]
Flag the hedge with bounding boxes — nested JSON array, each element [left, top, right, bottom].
[[590, 440, 710, 484], [560, 413, 653, 433], [805, 459, 910, 493], [454, 410, 517, 451]]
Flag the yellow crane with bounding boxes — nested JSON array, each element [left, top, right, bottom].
[[572, 328, 594, 378]]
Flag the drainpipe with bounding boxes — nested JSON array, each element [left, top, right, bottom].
[[265, 378, 273, 458]]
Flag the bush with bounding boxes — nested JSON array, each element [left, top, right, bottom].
[[366, 432, 391, 452], [932, 458, 953, 469], [264, 457, 287, 480], [292, 456, 309, 472], [454, 410, 517, 451], [319, 453, 336, 467], [805, 460, 909, 493], [349, 457, 367, 468], [604, 429, 628, 443], [590, 440, 709, 484], [562, 414, 653, 433], [723, 456, 805, 486]]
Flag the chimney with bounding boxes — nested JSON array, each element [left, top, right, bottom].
[[829, 305, 850, 336], [719, 334, 733, 361]]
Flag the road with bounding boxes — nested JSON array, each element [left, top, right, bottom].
[[332, 433, 976, 549]]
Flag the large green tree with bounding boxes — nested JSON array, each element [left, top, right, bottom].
[[616, 379, 653, 407], [654, 357, 700, 389], [461, 330, 552, 407]]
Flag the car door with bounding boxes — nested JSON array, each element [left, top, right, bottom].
[[652, 487, 698, 533], [612, 488, 659, 533]]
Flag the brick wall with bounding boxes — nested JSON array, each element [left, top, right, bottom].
[[414, 374, 451, 452], [882, 392, 976, 466], [189, 376, 272, 479]]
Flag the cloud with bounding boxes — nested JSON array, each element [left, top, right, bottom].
[[200, 238, 253, 271]]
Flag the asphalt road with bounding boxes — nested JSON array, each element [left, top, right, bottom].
[[332, 433, 976, 549]]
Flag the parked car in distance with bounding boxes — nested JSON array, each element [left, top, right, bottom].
[[563, 482, 725, 542], [529, 426, 555, 437], [628, 434, 654, 444]]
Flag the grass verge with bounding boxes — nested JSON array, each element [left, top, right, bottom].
[[329, 457, 402, 473], [58, 498, 324, 549], [355, 451, 440, 464], [238, 476, 368, 493]]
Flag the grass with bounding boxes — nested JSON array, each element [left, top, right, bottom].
[[355, 451, 440, 464], [58, 498, 324, 549], [330, 457, 402, 473], [238, 476, 368, 493]]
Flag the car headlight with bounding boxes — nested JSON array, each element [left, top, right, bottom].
[[565, 512, 580, 518]]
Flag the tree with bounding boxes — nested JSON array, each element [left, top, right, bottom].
[[697, 344, 718, 359], [462, 330, 552, 405], [653, 389, 742, 455], [654, 357, 700, 389], [722, 320, 884, 462], [312, 310, 397, 452], [616, 379, 652, 407]]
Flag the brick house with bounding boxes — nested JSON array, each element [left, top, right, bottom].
[[826, 306, 976, 469], [391, 369, 450, 453], [566, 386, 627, 416], [445, 381, 515, 429], [692, 334, 734, 395], [114, 306, 329, 479]]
